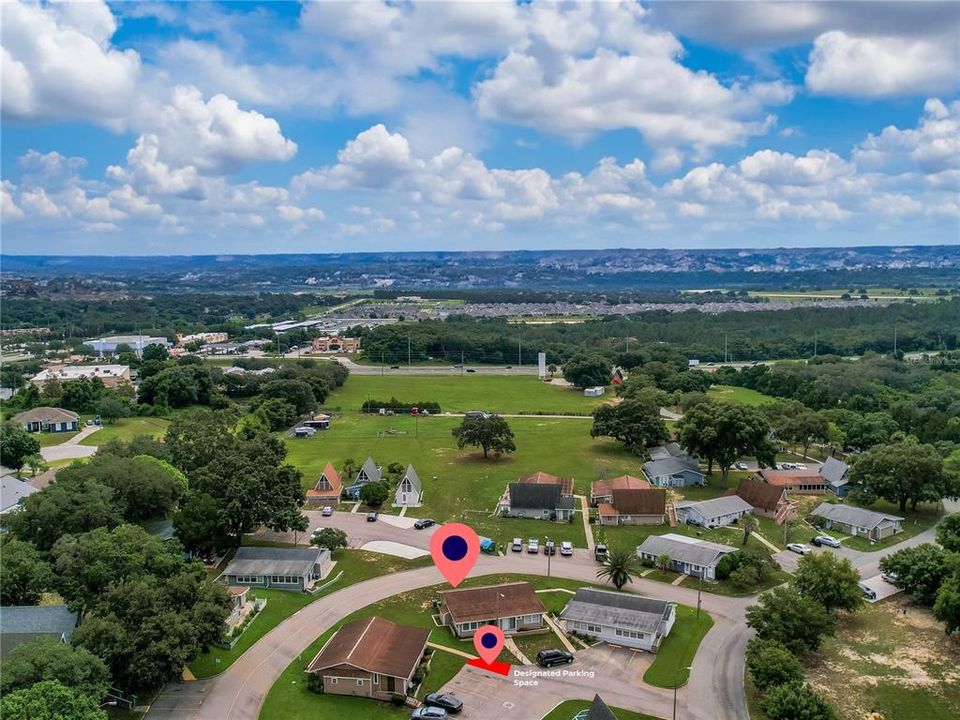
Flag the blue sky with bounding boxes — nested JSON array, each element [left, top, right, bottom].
[[1, 1, 958, 255]]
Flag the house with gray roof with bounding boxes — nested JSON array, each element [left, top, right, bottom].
[[393, 464, 423, 507], [810, 503, 903, 543], [0, 476, 40, 515], [13, 407, 79, 434], [221, 546, 332, 592], [641, 455, 705, 488], [343, 457, 382, 499], [0, 605, 78, 659], [498, 482, 576, 521], [636, 533, 736, 581], [820, 457, 852, 497], [675, 495, 753, 528], [559, 588, 675, 652], [647, 442, 683, 461]]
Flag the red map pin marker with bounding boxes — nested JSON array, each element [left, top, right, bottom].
[[473, 624, 505, 666], [429, 523, 480, 588]]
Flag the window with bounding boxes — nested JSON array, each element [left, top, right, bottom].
[[356, 679, 364, 686], [235, 575, 262, 584], [269, 575, 300, 584], [372, 674, 380, 684], [330, 678, 338, 685], [522, 614, 541, 624], [614, 628, 646, 640]]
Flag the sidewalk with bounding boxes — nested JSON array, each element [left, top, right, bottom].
[[577, 495, 595, 550]]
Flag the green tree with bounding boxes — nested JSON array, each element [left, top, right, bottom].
[[95, 394, 131, 424], [760, 682, 836, 720], [0, 421, 41, 473], [780, 411, 830, 459], [933, 567, 960, 635], [0, 537, 51, 605], [360, 481, 389, 507], [679, 401, 777, 480], [141, 343, 169, 362], [260, 378, 317, 415], [590, 399, 669, 455], [746, 586, 835, 654], [879, 544, 952, 604], [0, 680, 107, 720], [173, 493, 231, 557], [0, 638, 109, 700], [452, 414, 516, 459], [740, 516, 758, 546], [745, 638, 805, 691], [596, 548, 641, 590], [7, 478, 122, 551], [311, 528, 348, 555], [850, 439, 959, 511], [935, 513, 960, 553], [60, 378, 107, 413], [562, 353, 611, 388], [40, 378, 62, 400], [24, 454, 47, 477], [255, 397, 299, 431], [793, 552, 864, 613]]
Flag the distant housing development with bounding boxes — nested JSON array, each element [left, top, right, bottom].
[[31, 364, 131, 388]]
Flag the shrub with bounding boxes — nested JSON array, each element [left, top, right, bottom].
[[390, 693, 407, 706], [745, 639, 805, 691]]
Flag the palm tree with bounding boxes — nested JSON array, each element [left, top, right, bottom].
[[596, 548, 641, 590], [656, 554, 672, 571]]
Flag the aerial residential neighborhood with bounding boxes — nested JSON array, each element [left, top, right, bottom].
[[2, 2, 959, 720]]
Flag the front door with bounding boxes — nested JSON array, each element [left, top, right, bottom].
[[386, 676, 396, 692], [503, 616, 517, 631]]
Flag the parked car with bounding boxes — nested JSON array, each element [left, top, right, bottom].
[[527, 538, 539, 554], [735, 461, 748, 470], [787, 543, 810, 555], [811, 535, 840, 548], [881, 571, 898, 584], [511, 538, 523, 552], [411, 707, 447, 720], [858, 582, 877, 600], [536, 649, 574, 668], [795, 463, 807, 470], [390, 365, 400, 369], [594, 544, 608, 562], [321, 506, 334, 516], [466, 368, 476, 373], [464, 411, 490, 419], [366, 512, 379, 522], [423, 693, 463, 714], [544, 541, 556, 556], [560, 541, 573, 556], [414, 519, 436, 530]]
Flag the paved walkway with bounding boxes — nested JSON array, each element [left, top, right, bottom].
[[542, 613, 577, 653], [577, 495, 595, 550], [503, 637, 530, 665], [427, 642, 475, 660], [750, 531, 781, 552]]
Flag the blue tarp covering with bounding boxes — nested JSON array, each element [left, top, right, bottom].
[[480, 537, 496, 553]]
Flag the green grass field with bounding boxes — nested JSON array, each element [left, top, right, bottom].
[[188, 550, 432, 678], [79, 416, 171, 446], [285, 413, 642, 548], [321, 375, 607, 414], [260, 572, 707, 720], [706, 385, 775, 406], [642, 605, 714, 688], [542, 700, 663, 720], [35, 430, 79, 447]]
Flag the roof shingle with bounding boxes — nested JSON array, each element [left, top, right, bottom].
[[306, 617, 429, 679]]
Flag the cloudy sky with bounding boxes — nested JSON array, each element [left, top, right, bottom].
[[1, 0, 958, 255]]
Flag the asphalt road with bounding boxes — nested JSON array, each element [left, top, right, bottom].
[[330, 357, 541, 376]]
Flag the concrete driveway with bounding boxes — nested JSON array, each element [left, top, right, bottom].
[[39, 425, 100, 463]]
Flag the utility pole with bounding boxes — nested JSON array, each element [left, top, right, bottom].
[[461, 350, 465, 376], [381, 351, 384, 376], [893, 323, 898, 356], [545, 536, 551, 577], [813, 330, 818, 358], [518, 330, 522, 366], [724, 334, 729, 364], [408, 335, 411, 366]]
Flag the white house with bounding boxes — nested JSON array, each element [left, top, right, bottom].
[[675, 496, 753, 528], [393, 464, 423, 507], [559, 588, 676, 653], [637, 533, 736, 581]]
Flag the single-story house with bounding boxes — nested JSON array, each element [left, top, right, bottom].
[[0, 605, 78, 659], [559, 588, 675, 653], [497, 471, 576, 521], [306, 463, 342, 506], [810, 503, 904, 542], [758, 467, 826, 494], [641, 456, 705, 488], [343, 457, 382, 499], [591, 475, 650, 505], [306, 617, 429, 701], [439, 581, 546, 638], [13, 407, 79, 433], [597, 488, 666, 526], [0, 477, 40, 515], [393, 464, 423, 507], [675, 495, 753, 529], [636, 533, 736, 581], [221, 546, 332, 592], [578, 695, 620, 720], [820, 457, 852, 497], [647, 443, 684, 462], [732, 477, 797, 523]]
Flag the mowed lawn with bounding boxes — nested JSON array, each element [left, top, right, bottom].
[[285, 413, 642, 548], [642, 605, 714, 688], [322, 375, 607, 415], [706, 385, 775, 406], [79, 416, 171, 446]]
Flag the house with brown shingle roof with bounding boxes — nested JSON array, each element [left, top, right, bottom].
[[306, 617, 429, 701], [306, 463, 342, 506], [597, 489, 666, 526], [732, 477, 797, 522], [591, 475, 651, 505], [758, 467, 826, 494], [439, 581, 546, 638]]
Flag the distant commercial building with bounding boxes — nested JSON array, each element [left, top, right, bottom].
[[85, 335, 171, 356], [177, 332, 229, 345], [31, 364, 131, 389], [311, 336, 361, 353]]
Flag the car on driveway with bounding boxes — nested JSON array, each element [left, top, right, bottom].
[[787, 543, 811, 555], [527, 538, 539, 554], [414, 519, 436, 530], [594, 544, 608, 562], [511, 537, 523, 552], [560, 541, 573, 556], [423, 693, 463, 714], [366, 512, 378, 522], [411, 707, 447, 720], [321, 506, 334, 516], [858, 582, 877, 600], [536, 649, 574, 668], [881, 571, 898, 584], [811, 535, 840, 548]]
